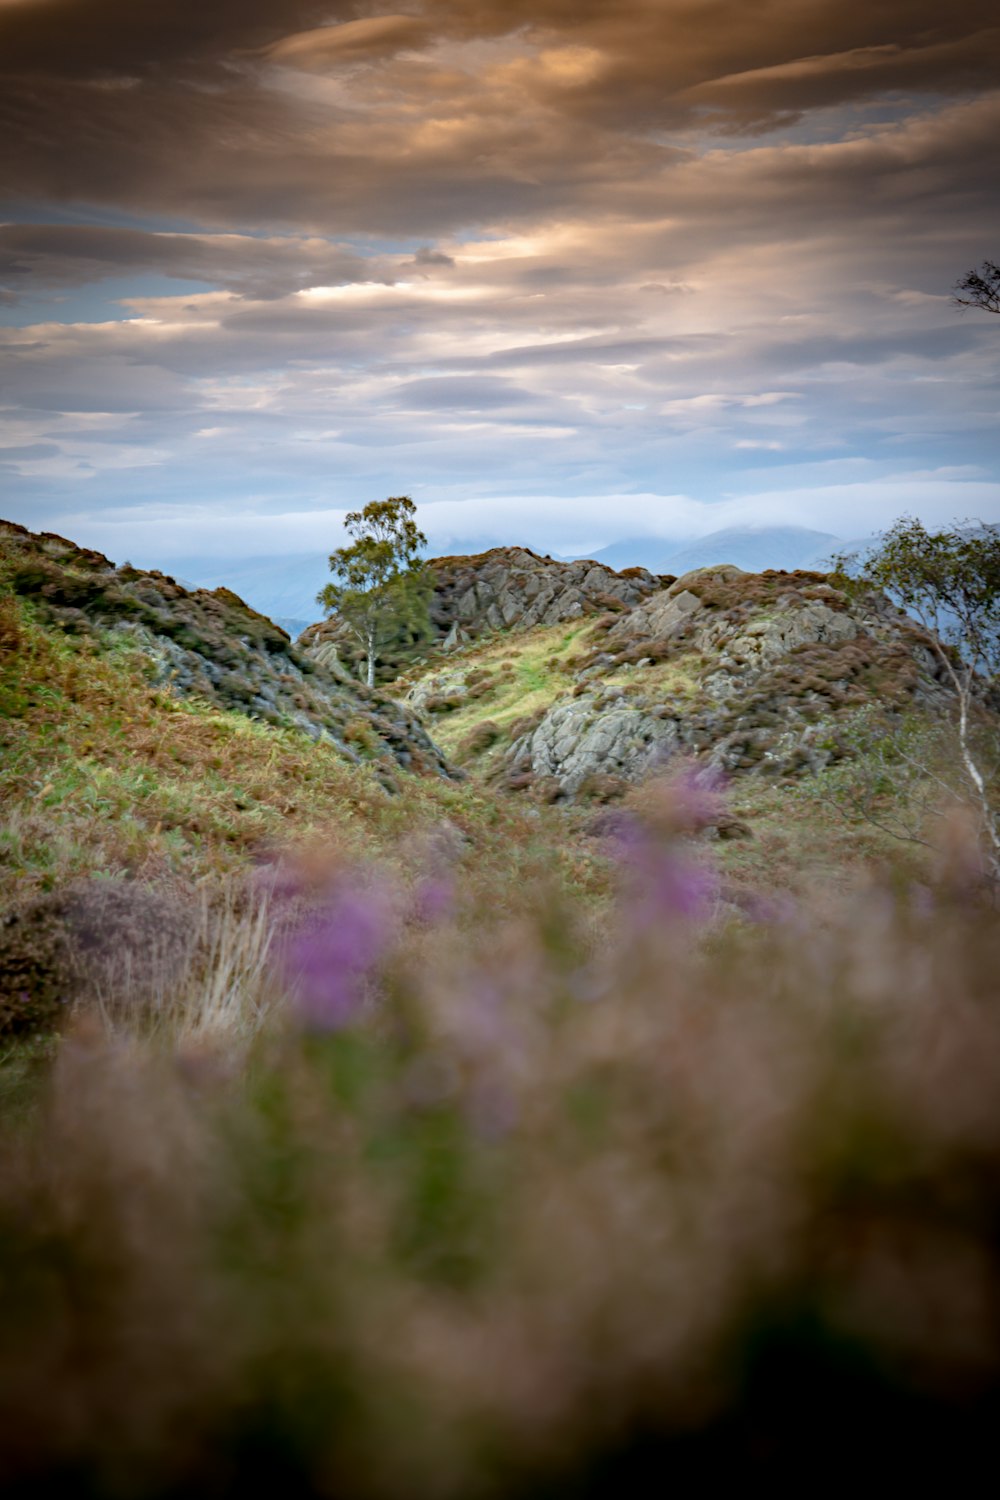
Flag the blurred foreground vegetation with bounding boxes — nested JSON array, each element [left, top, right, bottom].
[[3, 560, 1000, 1494]]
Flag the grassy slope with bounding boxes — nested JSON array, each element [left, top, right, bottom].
[[0, 590, 604, 913], [401, 622, 590, 757]]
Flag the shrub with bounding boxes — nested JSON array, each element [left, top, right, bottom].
[[0, 598, 22, 655], [590, 592, 629, 613], [507, 709, 546, 741], [576, 771, 629, 804], [0, 901, 74, 1036], [456, 721, 503, 762], [423, 694, 465, 714]]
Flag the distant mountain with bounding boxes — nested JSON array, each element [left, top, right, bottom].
[[273, 618, 314, 641], [559, 527, 846, 577], [155, 552, 331, 626], [559, 537, 680, 574], [661, 526, 843, 576]]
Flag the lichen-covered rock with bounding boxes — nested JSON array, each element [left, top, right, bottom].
[[506, 693, 679, 796], [428, 548, 663, 645], [502, 564, 965, 800], [1, 520, 452, 782]]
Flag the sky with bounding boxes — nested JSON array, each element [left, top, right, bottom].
[[1, 0, 999, 564]]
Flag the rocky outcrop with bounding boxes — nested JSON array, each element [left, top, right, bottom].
[[300, 547, 667, 680], [1, 520, 452, 781], [519, 692, 680, 797], [429, 548, 664, 646], [499, 565, 961, 799]]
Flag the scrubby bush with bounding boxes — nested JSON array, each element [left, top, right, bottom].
[[684, 567, 839, 616], [343, 716, 380, 753], [423, 693, 465, 714], [576, 771, 629, 803], [0, 900, 74, 1036], [456, 720, 503, 762], [507, 708, 546, 741], [0, 597, 22, 655]]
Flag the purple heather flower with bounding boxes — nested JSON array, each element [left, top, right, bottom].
[[670, 763, 728, 831], [614, 814, 717, 926], [282, 877, 396, 1032], [412, 874, 456, 925]]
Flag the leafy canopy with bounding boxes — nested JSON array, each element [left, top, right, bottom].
[[317, 497, 430, 682], [829, 518, 1000, 877], [833, 517, 1000, 678]]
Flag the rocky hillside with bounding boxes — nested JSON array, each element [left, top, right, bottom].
[[301, 546, 667, 678], [0, 521, 450, 782], [405, 562, 964, 801]]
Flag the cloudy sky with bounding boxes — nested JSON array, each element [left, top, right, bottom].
[[1, 0, 999, 563]]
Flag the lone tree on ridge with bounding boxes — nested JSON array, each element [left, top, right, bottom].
[[318, 496, 430, 688]]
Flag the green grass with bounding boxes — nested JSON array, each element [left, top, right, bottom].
[[403, 623, 589, 762]]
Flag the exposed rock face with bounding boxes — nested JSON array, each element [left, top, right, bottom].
[[300, 547, 667, 679], [1, 521, 452, 781], [501, 565, 961, 799], [522, 694, 680, 796], [430, 548, 663, 646]]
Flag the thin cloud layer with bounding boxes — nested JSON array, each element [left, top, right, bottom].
[[0, 0, 998, 555]]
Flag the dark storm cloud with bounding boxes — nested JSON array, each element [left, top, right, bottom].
[[2, 0, 996, 234], [0, 0, 350, 78], [411, 248, 455, 270], [0, 224, 388, 300]]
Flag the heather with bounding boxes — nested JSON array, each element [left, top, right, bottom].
[[3, 831, 1000, 1494]]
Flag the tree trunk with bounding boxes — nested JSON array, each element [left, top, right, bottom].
[[933, 640, 1000, 873], [366, 634, 376, 689]]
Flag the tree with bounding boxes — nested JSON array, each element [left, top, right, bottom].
[[954, 259, 1000, 316], [317, 496, 430, 688], [831, 518, 1000, 877]]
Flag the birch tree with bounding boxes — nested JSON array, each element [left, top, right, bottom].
[[832, 518, 1000, 876], [317, 497, 430, 688]]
